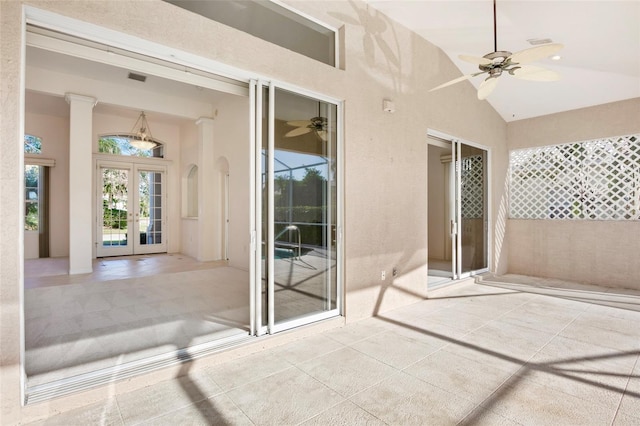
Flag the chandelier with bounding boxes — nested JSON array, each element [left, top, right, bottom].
[[129, 111, 158, 151]]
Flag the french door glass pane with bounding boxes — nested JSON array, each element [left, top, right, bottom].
[[138, 171, 163, 246], [102, 167, 129, 247]]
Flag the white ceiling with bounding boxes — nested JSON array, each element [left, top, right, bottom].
[[365, 0, 640, 122]]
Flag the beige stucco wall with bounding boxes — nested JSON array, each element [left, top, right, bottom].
[[506, 98, 640, 289], [1, 0, 509, 422]]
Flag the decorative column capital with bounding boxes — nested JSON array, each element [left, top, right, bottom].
[[195, 117, 215, 126], [64, 93, 97, 107]]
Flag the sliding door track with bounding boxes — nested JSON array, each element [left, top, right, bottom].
[[25, 333, 253, 404]]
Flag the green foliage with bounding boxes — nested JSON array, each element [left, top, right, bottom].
[[273, 168, 330, 246], [25, 203, 38, 231], [274, 206, 323, 222], [24, 165, 40, 231], [98, 137, 122, 155], [24, 165, 39, 187], [102, 203, 128, 229]]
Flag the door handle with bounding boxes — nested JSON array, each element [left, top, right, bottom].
[[450, 220, 457, 236]]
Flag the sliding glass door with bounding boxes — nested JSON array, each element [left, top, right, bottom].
[[427, 135, 489, 283], [456, 141, 488, 277], [255, 82, 341, 334]]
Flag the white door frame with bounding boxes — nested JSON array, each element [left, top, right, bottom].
[[254, 80, 343, 336]]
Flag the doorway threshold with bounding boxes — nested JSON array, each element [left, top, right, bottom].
[[25, 332, 253, 405]]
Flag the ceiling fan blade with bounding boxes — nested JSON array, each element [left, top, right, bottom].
[[286, 120, 311, 127], [509, 43, 563, 65], [317, 130, 328, 141], [285, 127, 312, 138], [459, 54, 492, 66], [477, 77, 499, 100], [429, 72, 485, 92], [511, 65, 561, 81]]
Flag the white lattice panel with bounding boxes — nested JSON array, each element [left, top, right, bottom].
[[510, 134, 640, 220], [462, 155, 484, 219]]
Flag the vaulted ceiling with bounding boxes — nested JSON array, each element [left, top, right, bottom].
[[365, 0, 640, 121]]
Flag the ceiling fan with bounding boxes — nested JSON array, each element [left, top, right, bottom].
[[429, 0, 563, 100], [285, 102, 328, 141]]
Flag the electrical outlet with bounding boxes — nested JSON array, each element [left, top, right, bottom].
[[381, 270, 386, 281]]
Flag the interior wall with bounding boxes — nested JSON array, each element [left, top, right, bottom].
[[180, 122, 199, 259], [211, 96, 251, 271], [177, 94, 249, 267], [506, 98, 640, 289], [24, 106, 70, 257], [427, 145, 448, 261]]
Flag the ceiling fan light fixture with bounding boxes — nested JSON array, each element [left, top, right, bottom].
[[429, 0, 564, 100]]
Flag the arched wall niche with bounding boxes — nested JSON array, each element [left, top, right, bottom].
[[182, 163, 198, 218]]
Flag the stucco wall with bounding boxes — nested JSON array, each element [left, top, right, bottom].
[[1, 0, 509, 422], [506, 98, 640, 289]]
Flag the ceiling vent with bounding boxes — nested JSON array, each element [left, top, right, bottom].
[[128, 72, 147, 82]]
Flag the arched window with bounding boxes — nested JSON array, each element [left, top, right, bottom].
[[25, 134, 42, 154], [98, 135, 164, 158]]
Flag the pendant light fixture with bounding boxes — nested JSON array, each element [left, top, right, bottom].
[[129, 111, 158, 150]]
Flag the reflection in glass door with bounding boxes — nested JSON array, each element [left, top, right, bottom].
[[258, 83, 340, 334], [97, 162, 166, 257]]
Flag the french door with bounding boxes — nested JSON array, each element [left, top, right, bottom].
[[253, 81, 342, 335], [96, 161, 167, 257]]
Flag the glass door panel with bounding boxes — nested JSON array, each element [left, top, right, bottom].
[[258, 83, 340, 333], [134, 169, 166, 254], [459, 144, 488, 274], [426, 142, 455, 286], [98, 166, 133, 257]]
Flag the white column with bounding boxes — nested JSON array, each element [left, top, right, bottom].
[[196, 117, 219, 261], [65, 93, 96, 274]]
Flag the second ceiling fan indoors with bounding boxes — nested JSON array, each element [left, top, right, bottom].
[[430, 0, 563, 100]]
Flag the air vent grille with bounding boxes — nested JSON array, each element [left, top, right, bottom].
[[128, 72, 147, 82]]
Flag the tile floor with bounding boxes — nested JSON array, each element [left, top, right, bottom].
[[25, 252, 336, 387], [27, 275, 640, 425]]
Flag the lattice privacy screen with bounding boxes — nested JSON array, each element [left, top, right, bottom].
[[510, 134, 640, 220], [461, 155, 484, 219]]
